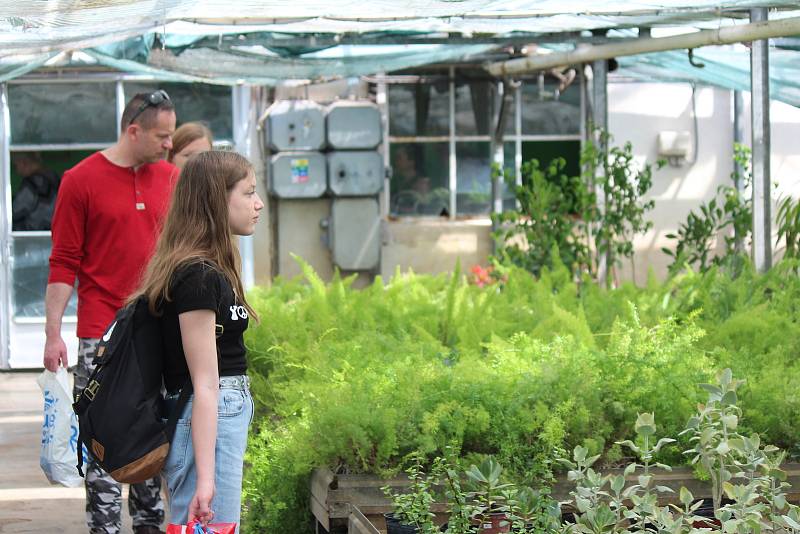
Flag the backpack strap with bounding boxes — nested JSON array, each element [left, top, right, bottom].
[[75, 436, 85, 478], [73, 361, 105, 478], [164, 378, 193, 441]]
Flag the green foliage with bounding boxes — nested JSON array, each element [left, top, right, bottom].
[[242, 257, 800, 533], [776, 194, 800, 260], [492, 129, 660, 285], [560, 372, 800, 533], [465, 456, 514, 523], [382, 452, 562, 534], [584, 129, 662, 287], [664, 143, 753, 275], [492, 158, 593, 277], [382, 453, 438, 532]]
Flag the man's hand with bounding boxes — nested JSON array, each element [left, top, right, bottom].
[[43, 335, 68, 371], [43, 282, 73, 371]]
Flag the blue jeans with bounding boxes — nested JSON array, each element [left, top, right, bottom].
[[163, 376, 253, 533]]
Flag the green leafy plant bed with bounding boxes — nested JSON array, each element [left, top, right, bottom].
[[242, 257, 800, 533], [321, 371, 800, 533], [309, 462, 800, 532]]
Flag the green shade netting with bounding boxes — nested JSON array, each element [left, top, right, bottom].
[[618, 47, 800, 108], [1, 1, 799, 107], [85, 42, 498, 86], [3, 0, 800, 58]]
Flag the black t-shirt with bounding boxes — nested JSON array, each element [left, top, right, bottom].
[[161, 262, 249, 393]]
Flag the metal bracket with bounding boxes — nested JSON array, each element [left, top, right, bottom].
[[688, 48, 705, 68], [319, 217, 330, 249]]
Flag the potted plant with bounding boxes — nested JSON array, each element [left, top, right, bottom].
[[465, 457, 513, 533], [506, 486, 561, 534], [557, 369, 800, 534], [383, 453, 439, 534]]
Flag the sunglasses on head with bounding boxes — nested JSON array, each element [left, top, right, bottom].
[[128, 90, 171, 126]]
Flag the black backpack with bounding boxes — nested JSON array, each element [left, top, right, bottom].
[[72, 296, 193, 484]]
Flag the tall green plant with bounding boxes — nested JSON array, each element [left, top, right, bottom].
[[493, 129, 659, 286], [465, 457, 513, 525], [491, 158, 594, 277], [776, 194, 800, 260], [664, 144, 752, 274], [582, 128, 661, 287], [681, 368, 745, 512], [382, 452, 439, 533]]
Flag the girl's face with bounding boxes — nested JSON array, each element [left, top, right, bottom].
[[228, 171, 264, 236], [172, 136, 212, 169]]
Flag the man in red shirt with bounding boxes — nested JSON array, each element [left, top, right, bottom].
[[44, 91, 178, 534]]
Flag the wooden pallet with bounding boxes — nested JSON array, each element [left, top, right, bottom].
[[311, 463, 800, 532]]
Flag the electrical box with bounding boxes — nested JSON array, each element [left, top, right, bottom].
[[266, 100, 326, 151], [327, 151, 384, 197], [269, 152, 327, 199], [326, 102, 382, 149], [330, 198, 380, 271], [657, 130, 691, 158]]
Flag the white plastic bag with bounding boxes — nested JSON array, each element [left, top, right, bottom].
[[37, 368, 84, 487]]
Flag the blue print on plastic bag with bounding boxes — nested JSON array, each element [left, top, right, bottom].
[[41, 389, 58, 445], [38, 369, 84, 487]]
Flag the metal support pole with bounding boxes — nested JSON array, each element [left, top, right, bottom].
[[491, 82, 505, 220], [591, 59, 610, 285], [733, 89, 746, 253], [514, 79, 522, 195], [592, 60, 608, 133], [233, 85, 256, 288], [0, 83, 11, 368], [448, 67, 456, 219], [115, 80, 125, 137], [750, 8, 772, 273], [376, 74, 390, 218], [490, 79, 517, 251], [733, 90, 745, 191]]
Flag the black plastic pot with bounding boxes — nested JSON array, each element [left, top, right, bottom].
[[692, 498, 722, 529], [384, 513, 419, 534], [475, 512, 511, 533]]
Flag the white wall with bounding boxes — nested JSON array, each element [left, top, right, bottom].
[[272, 201, 492, 285], [608, 82, 800, 282], [381, 219, 492, 277]]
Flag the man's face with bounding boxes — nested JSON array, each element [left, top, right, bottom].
[[12, 158, 34, 177], [130, 110, 176, 164]]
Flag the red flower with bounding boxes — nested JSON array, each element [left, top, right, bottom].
[[470, 265, 494, 287]]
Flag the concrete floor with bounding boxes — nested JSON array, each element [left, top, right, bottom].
[[0, 372, 152, 533]]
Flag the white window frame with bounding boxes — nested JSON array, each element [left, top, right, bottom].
[[383, 68, 584, 220], [3, 74, 235, 322]]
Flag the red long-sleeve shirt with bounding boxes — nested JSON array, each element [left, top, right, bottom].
[[49, 152, 179, 338]]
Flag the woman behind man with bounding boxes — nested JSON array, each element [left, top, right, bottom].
[[168, 122, 214, 169], [131, 151, 263, 531]]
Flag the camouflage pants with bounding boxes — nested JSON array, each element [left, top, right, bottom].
[[74, 338, 165, 534]]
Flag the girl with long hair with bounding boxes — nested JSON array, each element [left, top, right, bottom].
[[131, 151, 263, 531], [168, 122, 213, 170]]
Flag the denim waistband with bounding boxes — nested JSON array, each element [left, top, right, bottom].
[[219, 375, 250, 390], [167, 375, 249, 397]]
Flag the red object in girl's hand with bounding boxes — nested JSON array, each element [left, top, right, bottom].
[[166, 520, 236, 534]]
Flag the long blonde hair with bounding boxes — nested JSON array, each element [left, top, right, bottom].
[[132, 150, 258, 320]]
